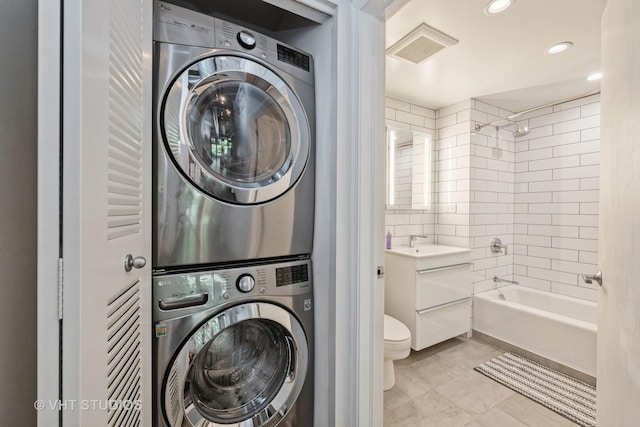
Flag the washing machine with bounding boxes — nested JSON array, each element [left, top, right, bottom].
[[153, 1, 315, 269], [153, 258, 314, 427]]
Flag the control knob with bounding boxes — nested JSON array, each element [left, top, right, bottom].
[[236, 274, 255, 293], [237, 31, 256, 49]]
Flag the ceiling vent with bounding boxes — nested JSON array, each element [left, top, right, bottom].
[[386, 23, 458, 64]]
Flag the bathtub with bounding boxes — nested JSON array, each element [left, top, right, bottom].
[[473, 285, 597, 377]]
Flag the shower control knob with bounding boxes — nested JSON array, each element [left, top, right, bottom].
[[236, 274, 255, 293]]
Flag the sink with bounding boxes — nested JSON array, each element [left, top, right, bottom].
[[386, 244, 470, 258]]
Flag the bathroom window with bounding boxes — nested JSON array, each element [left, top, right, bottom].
[[386, 126, 432, 210]]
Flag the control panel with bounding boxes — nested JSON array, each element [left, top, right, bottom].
[[276, 264, 310, 286], [277, 44, 310, 72], [153, 259, 312, 318], [154, 1, 314, 84], [211, 18, 313, 85]]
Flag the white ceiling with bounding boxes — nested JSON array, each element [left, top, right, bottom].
[[385, 0, 606, 112]]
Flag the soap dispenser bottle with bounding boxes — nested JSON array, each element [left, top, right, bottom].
[[386, 231, 392, 249]]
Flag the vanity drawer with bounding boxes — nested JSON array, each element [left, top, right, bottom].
[[413, 298, 470, 351], [415, 262, 471, 310], [415, 251, 470, 271]]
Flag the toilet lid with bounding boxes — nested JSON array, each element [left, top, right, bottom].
[[384, 315, 410, 342]]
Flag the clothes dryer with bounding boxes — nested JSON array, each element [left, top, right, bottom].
[[153, 1, 315, 269], [153, 259, 314, 427]]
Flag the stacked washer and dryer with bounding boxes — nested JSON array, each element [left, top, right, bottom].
[[152, 2, 315, 426]]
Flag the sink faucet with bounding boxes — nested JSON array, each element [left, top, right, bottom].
[[409, 235, 429, 247]]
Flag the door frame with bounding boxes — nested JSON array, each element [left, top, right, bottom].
[[37, 0, 62, 425], [334, 1, 395, 425]]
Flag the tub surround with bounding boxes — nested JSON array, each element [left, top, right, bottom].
[[468, 102, 517, 295], [512, 95, 600, 302]]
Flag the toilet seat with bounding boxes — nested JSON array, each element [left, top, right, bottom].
[[384, 314, 410, 342], [384, 315, 411, 355]]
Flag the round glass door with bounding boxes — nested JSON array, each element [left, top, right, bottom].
[[161, 55, 310, 205], [163, 302, 308, 427]]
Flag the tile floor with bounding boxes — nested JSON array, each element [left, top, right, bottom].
[[383, 337, 578, 426]]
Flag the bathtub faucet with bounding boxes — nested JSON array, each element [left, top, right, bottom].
[[493, 275, 519, 285], [409, 234, 429, 247]]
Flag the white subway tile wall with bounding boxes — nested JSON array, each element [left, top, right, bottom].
[[513, 94, 600, 301], [384, 94, 600, 302], [468, 101, 516, 294], [435, 99, 471, 248], [385, 97, 436, 248]]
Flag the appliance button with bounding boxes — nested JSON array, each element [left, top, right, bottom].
[[261, 52, 268, 59], [237, 274, 255, 293], [259, 287, 266, 294], [223, 40, 231, 47], [222, 292, 230, 300], [237, 31, 256, 49]]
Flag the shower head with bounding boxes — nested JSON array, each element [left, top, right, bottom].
[[513, 125, 530, 138], [496, 122, 531, 138]]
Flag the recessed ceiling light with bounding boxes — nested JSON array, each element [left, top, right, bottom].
[[546, 42, 573, 54], [484, 0, 513, 15], [587, 72, 602, 81]]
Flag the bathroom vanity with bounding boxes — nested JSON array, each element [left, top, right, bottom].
[[385, 245, 472, 351]]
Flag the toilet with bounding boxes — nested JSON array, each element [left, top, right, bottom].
[[383, 314, 411, 391]]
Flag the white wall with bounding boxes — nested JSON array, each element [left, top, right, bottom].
[[513, 94, 600, 301], [468, 101, 516, 293], [434, 100, 472, 248], [384, 97, 436, 247], [385, 94, 601, 302], [0, 0, 37, 424]]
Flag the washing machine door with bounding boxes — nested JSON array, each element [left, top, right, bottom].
[[163, 302, 308, 427], [161, 54, 310, 205]]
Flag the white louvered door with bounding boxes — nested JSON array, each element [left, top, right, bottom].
[[61, 0, 152, 426]]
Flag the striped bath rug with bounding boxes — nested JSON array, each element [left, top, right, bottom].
[[474, 352, 596, 427]]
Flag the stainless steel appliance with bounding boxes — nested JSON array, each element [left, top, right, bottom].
[[153, 259, 314, 427], [153, 1, 315, 269]]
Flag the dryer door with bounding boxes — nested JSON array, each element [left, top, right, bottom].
[[161, 54, 310, 205], [163, 302, 308, 427]]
